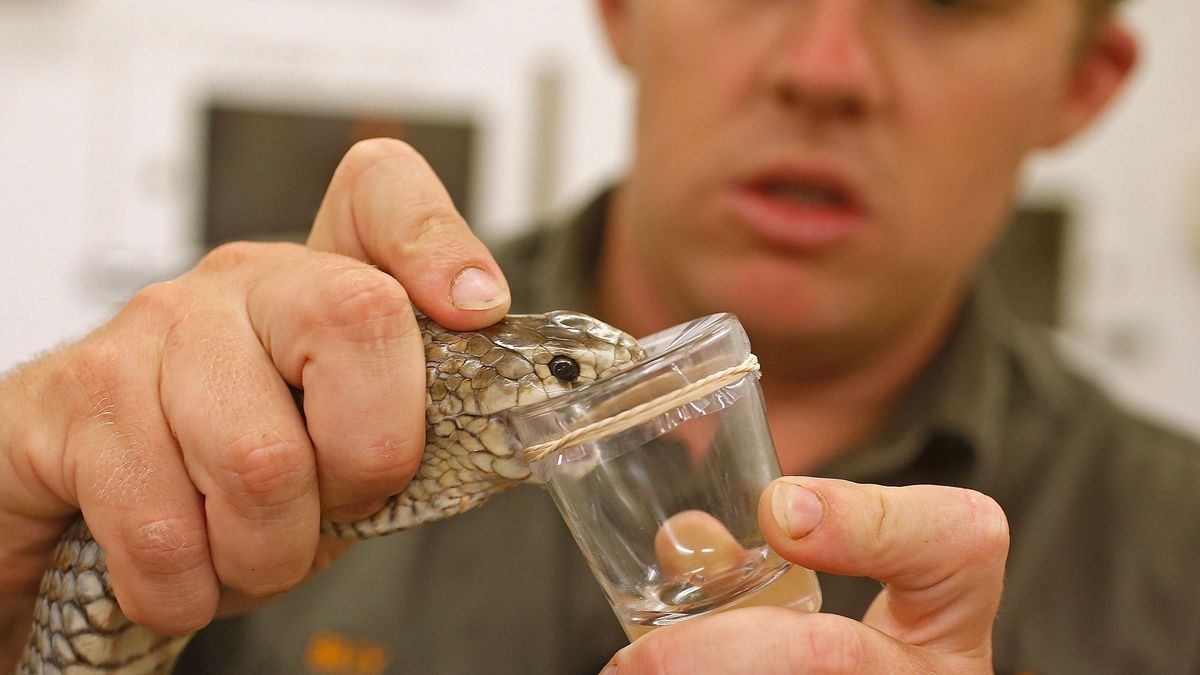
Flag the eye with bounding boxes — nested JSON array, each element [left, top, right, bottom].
[[548, 355, 581, 382]]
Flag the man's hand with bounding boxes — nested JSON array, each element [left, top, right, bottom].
[[0, 139, 507, 664], [606, 477, 1009, 673]]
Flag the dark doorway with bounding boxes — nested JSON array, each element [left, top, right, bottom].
[[201, 103, 477, 247]]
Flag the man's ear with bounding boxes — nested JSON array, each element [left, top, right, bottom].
[[1040, 19, 1139, 148], [595, 0, 633, 68]]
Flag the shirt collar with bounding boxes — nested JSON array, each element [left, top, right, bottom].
[[821, 269, 1070, 490]]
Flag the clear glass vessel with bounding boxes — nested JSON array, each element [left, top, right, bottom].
[[507, 314, 822, 640]]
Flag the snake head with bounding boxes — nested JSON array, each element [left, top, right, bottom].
[[499, 310, 646, 393], [423, 310, 646, 417]]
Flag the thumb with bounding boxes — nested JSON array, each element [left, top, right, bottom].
[[307, 138, 510, 331], [759, 477, 1008, 655]]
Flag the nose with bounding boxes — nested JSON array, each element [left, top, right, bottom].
[[766, 1, 885, 118]]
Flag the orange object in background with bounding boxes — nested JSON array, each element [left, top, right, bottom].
[[303, 631, 388, 675]]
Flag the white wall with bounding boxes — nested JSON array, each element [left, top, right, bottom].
[[2, 1, 1197, 434], [1, 3, 97, 364], [1027, 1, 1200, 435], [0, 0, 631, 361]]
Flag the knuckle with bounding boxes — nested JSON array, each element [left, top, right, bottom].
[[862, 485, 898, 559], [56, 338, 119, 401], [343, 137, 417, 172], [53, 337, 134, 432], [318, 265, 414, 334], [339, 436, 423, 495], [795, 614, 866, 674], [340, 138, 475, 259], [394, 197, 474, 261], [121, 280, 188, 331], [960, 489, 1010, 562], [122, 516, 210, 581], [219, 434, 314, 510], [195, 240, 273, 275], [406, 202, 468, 247], [624, 630, 678, 675]]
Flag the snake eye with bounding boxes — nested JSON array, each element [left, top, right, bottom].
[[548, 355, 581, 382]]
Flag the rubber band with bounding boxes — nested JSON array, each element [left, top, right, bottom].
[[521, 353, 760, 463]]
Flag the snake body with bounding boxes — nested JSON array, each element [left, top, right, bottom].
[[16, 311, 645, 674]]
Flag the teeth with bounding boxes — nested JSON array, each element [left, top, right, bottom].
[[765, 183, 843, 205]]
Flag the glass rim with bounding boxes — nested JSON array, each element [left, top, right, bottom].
[[502, 313, 750, 449]]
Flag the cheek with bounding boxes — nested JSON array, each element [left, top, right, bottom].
[[894, 49, 1071, 273], [629, 8, 761, 204]]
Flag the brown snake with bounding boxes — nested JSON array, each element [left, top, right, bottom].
[[16, 311, 645, 674]]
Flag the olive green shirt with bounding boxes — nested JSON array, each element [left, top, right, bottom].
[[178, 192, 1200, 674]]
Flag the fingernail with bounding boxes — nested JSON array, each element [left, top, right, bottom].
[[451, 267, 508, 310], [771, 479, 823, 539], [599, 664, 617, 675]]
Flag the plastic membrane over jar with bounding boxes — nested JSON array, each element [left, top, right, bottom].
[[507, 314, 822, 640]]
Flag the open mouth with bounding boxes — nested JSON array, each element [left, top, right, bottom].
[[726, 171, 866, 251], [759, 180, 851, 208]]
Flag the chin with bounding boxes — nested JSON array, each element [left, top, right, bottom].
[[684, 260, 857, 344], [729, 304, 846, 346]]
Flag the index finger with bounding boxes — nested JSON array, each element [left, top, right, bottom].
[[759, 477, 1009, 655], [308, 138, 510, 331]]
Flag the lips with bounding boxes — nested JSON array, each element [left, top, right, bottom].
[[723, 165, 867, 252]]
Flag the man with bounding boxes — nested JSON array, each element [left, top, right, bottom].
[[3, 0, 1196, 673]]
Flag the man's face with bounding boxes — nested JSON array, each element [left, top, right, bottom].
[[601, 0, 1131, 360]]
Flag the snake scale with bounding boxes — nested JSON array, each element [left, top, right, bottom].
[[15, 311, 645, 674]]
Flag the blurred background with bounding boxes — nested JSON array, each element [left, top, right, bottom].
[[1, 0, 1198, 436]]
